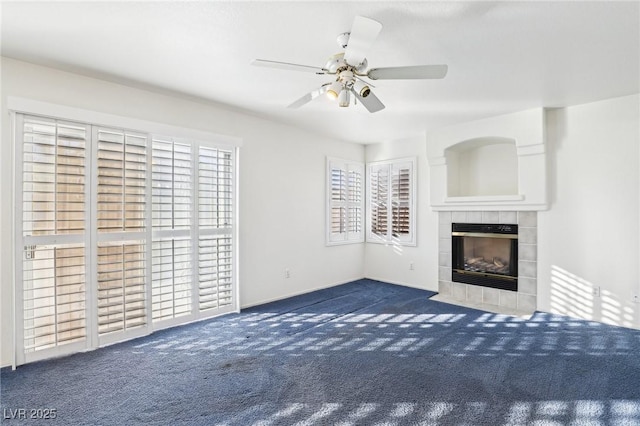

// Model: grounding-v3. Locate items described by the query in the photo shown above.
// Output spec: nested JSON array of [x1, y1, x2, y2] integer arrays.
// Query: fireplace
[[451, 223, 518, 292]]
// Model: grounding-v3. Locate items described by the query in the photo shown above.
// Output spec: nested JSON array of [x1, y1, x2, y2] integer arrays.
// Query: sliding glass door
[[14, 112, 237, 365]]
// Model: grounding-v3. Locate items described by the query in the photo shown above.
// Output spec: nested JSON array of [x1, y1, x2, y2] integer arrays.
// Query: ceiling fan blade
[[251, 59, 328, 74], [344, 16, 382, 68], [351, 89, 385, 113], [288, 85, 330, 109], [367, 64, 448, 80]]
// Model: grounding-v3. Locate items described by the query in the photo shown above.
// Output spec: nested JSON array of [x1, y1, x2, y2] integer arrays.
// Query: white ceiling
[[2, 1, 639, 144]]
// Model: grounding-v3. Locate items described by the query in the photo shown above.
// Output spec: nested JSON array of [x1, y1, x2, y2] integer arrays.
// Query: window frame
[[326, 157, 365, 246], [366, 157, 417, 246]]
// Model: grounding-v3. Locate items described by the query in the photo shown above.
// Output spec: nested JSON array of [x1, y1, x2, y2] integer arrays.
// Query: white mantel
[[427, 108, 548, 211]]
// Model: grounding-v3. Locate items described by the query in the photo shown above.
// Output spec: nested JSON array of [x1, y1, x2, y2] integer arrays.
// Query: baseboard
[[240, 276, 366, 309], [363, 276, 437, 293]]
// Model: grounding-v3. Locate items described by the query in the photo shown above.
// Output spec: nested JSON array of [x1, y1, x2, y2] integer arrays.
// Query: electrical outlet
[[592, 286, 600, 297], [633, 294, 640, 304], [284, 268, 290, 279], [409, 262, 414, 271]]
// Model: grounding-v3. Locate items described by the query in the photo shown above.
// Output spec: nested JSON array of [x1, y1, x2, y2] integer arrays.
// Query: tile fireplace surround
[[437, 210, 538, 315]]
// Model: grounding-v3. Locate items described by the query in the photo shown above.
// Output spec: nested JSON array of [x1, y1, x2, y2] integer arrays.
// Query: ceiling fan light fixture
[[353, 80, 370, 97], [338, 88, 350, 107], [337, 32, 350, 49], [327, 81, 342, 100], [252, 16, 447, 113]]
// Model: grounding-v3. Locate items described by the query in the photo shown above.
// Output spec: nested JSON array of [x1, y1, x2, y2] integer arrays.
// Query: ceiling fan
[[251, 16, 448, 113]]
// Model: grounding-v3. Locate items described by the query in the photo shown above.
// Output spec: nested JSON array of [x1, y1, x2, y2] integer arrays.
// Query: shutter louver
[[173, 143, 192, 230], [97, 131, 124, 231], [124, 136, 147, 232], [392, 167, 411, 237], [56, 125, 86, 234], [198, 236, 233, 311], [348, 207, 361, 233], [97, 241, 146, 335], [97, 130, 146, 232], [22, 244, 86, 353], [331, 168, 346, 234], [152, 139, 192, 230], [151, 237, 192, 321], [198, 147, 233, 228], [217, 150, 233, 228], [370, 166, 389, 237], [151, 139, 173, 230], [331, 207, 346, 234], [348, 170, 362, 234], [23, 118, 86, 236]]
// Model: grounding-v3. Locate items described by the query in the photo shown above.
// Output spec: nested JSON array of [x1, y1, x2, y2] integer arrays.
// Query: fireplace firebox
[[451, 223, 518, 292]]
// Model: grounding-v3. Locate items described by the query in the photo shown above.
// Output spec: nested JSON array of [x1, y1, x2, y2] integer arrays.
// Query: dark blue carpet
[[2, 279, 640, 425]]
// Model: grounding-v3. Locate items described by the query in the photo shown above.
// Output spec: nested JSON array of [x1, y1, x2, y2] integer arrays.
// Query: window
[[367, 157, 416, 246], [326, 158, 364, 245], [14, 111, 238, 365]]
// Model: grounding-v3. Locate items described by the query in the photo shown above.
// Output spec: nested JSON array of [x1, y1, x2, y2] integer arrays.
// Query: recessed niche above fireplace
[[427, 108, 548, 211]]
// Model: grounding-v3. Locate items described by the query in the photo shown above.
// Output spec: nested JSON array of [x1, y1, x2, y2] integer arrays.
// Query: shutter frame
[[326, 157, 365, 245], [366, 157, 416, 246], [17, 114, 91, 364]]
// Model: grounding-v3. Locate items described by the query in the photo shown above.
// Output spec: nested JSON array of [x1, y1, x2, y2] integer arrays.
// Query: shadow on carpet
[[2, 279, 640, 425]]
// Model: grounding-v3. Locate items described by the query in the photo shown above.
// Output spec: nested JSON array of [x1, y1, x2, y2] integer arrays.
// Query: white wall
[[0, 58, 366, 366], [364, 136, 439, 291], [538, 94, 640, 329]]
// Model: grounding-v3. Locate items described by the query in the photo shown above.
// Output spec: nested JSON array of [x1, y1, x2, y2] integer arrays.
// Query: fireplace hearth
[[451, 223, 518, 292]]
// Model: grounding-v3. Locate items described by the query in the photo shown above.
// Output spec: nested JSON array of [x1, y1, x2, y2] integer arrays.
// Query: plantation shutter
[[330, 167, 347, 238], [95, 127, 149, 342], [22, 244, 87, 354], [96, 129, 147, 233], [392, 162, 412, 238], [326, 158, 364, 244], [96, 240, 147, 335], [198, 147, 234, 311], [367, 158, 416, 246], [347, 168, 363, 235], [368, 163, 389, 240], [22, 117, 87, 237], [18, 115, 89, 363], [151, 237, 192, 321], [151, 138, 193, 322], [14, 108, 238, 366]]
